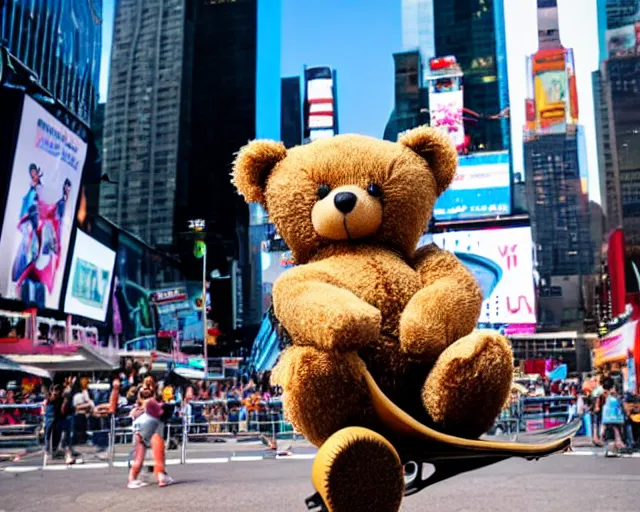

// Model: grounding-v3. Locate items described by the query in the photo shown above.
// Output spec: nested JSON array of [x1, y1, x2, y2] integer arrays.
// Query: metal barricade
[[0, 403, 44, 459]]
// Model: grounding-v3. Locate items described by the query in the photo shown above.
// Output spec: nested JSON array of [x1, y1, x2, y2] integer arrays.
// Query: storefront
[[592, 320, 640, 394]]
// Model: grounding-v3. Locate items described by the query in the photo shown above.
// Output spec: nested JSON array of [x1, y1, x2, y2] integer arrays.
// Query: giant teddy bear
[[232, 126, 514, 512]]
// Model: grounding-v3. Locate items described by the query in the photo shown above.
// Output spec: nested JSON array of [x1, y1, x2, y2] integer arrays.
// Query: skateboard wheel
[[311, 427, 404, 512]]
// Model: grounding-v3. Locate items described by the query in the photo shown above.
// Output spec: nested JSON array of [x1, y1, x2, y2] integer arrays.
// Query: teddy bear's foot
[[422, 330, 513, 439], [311, 427, 404, 512]]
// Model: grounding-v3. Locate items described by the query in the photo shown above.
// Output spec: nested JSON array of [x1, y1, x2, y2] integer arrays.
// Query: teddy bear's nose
[[334, 192, 358, 214], [333, 192, 358, 215]]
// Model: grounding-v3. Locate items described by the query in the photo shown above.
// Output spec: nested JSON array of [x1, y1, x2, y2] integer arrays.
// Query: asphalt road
[[0, 453, 639, 512]]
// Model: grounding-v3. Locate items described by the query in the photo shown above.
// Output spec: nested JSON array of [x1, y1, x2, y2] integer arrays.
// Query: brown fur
[[232, 126, 514, 448]]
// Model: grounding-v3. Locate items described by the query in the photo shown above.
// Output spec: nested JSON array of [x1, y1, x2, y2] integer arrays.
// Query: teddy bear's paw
[[312, 427, 404, 512], [322, 301, 382, 352], [421, 330, 514, 439]]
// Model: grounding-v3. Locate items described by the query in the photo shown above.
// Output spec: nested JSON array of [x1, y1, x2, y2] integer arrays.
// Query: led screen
[[0, 95, 87, 309], [419, 226, 536, 325], [64, 229, 116, 322], [433, 151, 511, 221]]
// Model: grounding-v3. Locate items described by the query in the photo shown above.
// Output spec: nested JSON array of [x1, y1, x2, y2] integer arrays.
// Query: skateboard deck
[[305, 369, 579, 510]]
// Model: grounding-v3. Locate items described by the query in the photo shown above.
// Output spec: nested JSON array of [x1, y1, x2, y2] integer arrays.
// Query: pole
[[203, 246, 208, 382]]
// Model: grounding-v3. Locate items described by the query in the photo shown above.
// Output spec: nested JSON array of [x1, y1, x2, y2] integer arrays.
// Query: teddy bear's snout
[[334, 192, 358, 214]]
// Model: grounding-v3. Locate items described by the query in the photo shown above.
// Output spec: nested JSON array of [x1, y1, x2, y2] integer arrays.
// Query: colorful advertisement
[[419, 227, 537, 325], [606, 23, 640, 56], [534, 68, 568, 132], [593, 320, 638, 367], [429, 89, 465, 148], [0, 95, 87, 309], [603, 0, 640, 57], [433, 151, 511, 221], [64, 229, 116, 322]]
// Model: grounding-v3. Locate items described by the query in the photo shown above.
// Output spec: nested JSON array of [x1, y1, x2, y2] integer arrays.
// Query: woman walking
[[128, 376, 174, 489]]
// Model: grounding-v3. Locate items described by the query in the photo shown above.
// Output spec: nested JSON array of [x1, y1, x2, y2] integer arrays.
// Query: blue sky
[[99, 0, 401, 138]]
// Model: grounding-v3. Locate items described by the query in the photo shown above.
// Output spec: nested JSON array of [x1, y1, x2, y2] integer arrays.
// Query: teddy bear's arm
[[398, 243, 483, 362], [272, 266, 382, 352]]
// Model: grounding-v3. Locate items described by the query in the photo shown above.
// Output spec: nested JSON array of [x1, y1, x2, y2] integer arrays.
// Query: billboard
[[602, 0, 640, 58], [64, 229, 116, 322], [0, 95, 87, 309], [419, 226, 537, 325], [304, 66, 337, 142], [433, 151, 511, 221], [429, 89, 465, 149]]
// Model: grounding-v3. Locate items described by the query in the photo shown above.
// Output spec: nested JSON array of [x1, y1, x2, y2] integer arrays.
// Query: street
[[0, 452, 639, 512]]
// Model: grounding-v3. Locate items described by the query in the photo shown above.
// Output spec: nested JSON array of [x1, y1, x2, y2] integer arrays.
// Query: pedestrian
[[127, 377, 174, 489]]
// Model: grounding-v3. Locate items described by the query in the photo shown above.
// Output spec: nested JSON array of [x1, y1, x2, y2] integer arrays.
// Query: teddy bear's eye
[[317, 184, 331, 199], [367, 183, 383, 198]]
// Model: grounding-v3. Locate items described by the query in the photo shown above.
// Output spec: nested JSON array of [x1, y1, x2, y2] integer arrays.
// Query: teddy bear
[[232, 126, 514, 512]]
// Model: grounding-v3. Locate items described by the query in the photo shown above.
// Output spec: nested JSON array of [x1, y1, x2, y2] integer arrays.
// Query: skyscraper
[[281, 77, 302, 149], [100, 0, 185, 246], [593, 0, 640, 245], [0, 0, 102, 124], [432, 0, 510, 152], [400, 0, 510, 151], [401, 0, 435, 80], [524, 0, 594, 281], [102, 0, 281, 333]]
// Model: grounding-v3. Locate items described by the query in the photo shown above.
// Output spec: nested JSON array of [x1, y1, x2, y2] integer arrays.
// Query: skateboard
[[305, 368, 580, 511]]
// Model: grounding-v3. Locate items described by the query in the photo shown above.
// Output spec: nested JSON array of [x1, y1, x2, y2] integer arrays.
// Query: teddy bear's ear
[[232, 139, 288, 204], [399, 126, 458, 196]]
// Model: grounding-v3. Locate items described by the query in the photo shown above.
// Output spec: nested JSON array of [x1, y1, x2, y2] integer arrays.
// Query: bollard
[[180, 414, 187, 464]]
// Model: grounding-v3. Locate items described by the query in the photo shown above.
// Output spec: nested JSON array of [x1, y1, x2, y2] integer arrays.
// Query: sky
[[98, 0, 401, 139]]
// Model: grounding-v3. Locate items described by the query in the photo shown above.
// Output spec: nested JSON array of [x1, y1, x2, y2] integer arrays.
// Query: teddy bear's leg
[[312, 426, 404, 512], [271, 345, 374, 447], [421, 330, 513, 439]]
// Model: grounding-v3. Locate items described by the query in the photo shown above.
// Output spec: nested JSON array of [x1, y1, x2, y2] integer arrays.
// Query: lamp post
[[189, 219, 208, 381]]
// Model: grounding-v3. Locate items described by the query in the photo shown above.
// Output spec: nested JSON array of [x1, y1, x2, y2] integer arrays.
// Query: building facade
[[432, 0, 509, 152], [102, 0, 281, 338], [280, 77, 302, 149], [0, 0, 102, 124], [399, 0, 509, 151], [594, 62, 640, 245]]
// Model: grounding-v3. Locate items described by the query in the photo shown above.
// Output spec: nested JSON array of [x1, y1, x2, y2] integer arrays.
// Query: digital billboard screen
[[429, 89, 465, 149], [64, 229, 116, 322], [0, 95, 87, 309], [419, 226, 536, 326], [433, 151, 511, 221]]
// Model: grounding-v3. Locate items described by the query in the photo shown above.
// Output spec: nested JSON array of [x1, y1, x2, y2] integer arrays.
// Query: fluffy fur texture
[[232, 125, 513, 450]]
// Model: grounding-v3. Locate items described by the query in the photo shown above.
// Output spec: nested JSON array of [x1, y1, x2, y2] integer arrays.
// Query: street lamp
[[189, 219, 208, 381]]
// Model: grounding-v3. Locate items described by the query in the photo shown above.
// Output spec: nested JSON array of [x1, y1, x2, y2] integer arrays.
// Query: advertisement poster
[[419, 227, 537, 325], [64, 230, 116, 322], [604, 0, 640, 58], [593, 320, 638, 367], [433, 151, 511, 221], [0, 95, 87, 309], [429, 90, 465, 148], [534, 69, 568, 134]]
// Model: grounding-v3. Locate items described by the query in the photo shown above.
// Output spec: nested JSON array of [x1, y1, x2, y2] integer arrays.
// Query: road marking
[[276, 453, 316, 460], [3, 466, 39, 473], [186, 457, 229, 464], [230, 456, 263, 462]]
